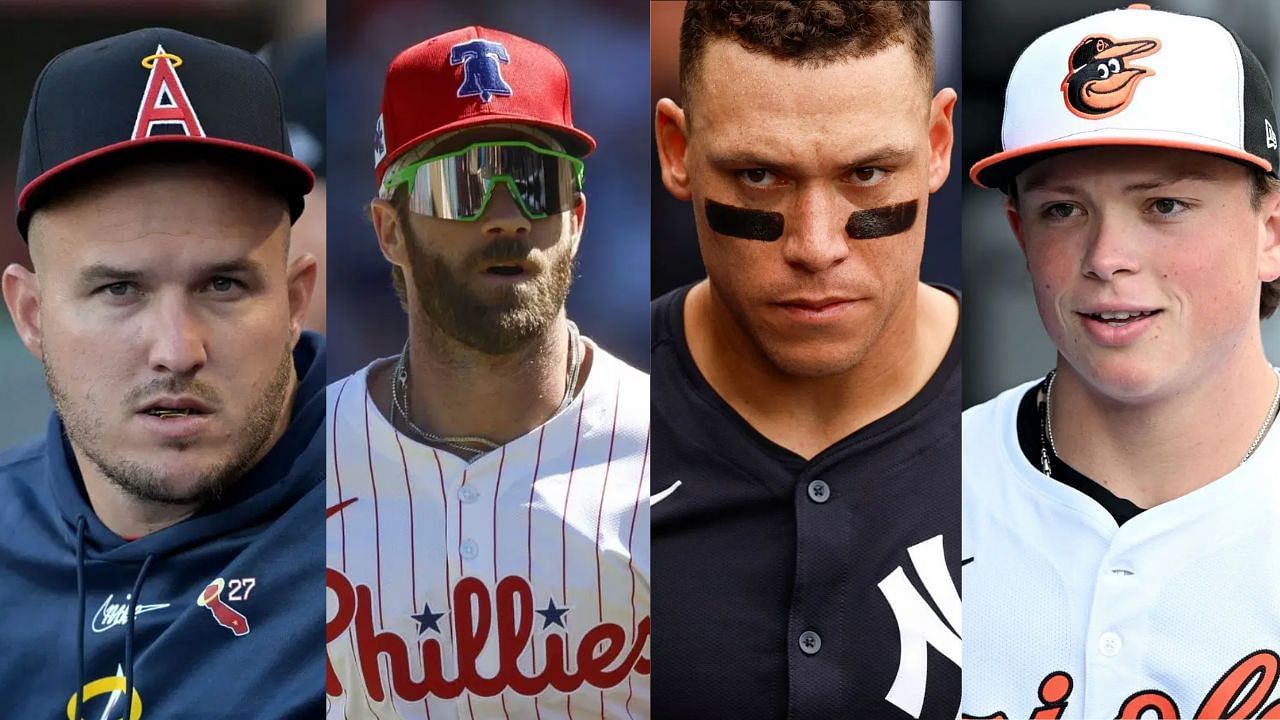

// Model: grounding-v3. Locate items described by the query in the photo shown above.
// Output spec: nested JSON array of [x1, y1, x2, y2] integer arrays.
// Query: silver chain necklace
[[1040, 366, 1280, 477], [391, 321, 583, 456]]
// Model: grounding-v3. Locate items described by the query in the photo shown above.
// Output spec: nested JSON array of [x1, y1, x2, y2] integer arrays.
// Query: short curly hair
[[679, 0, 934, 113]]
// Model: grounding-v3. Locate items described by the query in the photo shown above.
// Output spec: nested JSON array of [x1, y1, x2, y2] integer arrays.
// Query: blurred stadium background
[[326, 0, 650, 381], [962, 0, 1280, 407], [0, 0, 323, 450]]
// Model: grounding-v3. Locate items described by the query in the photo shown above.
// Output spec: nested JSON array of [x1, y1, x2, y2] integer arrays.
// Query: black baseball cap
[[16, 27, 315, 239]]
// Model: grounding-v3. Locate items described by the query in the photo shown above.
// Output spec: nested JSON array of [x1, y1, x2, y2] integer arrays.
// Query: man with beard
[[0, 29, 323, 717], [650, 2, 961, 718], [324, 27, 650, 718]]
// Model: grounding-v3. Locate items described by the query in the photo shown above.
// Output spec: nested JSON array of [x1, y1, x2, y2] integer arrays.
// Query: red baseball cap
[[374, 26, 597, 185]]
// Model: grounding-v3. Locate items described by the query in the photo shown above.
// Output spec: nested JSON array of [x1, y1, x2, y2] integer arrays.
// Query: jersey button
[[798, 630, 822, 655], [1098, 631, 1122, 657], [460, 539, 479, 560], [458, 486, 480, 504], [806, 479, 831, 504]]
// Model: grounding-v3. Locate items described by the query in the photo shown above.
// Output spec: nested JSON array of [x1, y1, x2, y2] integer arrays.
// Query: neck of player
[[686, 280, 957, 460], [1050, 342, 1278, 507], [392, 313, 588, 452]]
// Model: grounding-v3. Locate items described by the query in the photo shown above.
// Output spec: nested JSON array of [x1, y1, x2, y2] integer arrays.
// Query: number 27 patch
[[196, 577, 256, 637]]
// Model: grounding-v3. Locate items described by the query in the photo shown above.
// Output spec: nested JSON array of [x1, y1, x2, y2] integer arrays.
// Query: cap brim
[[17, 135, 315, 237], [970, 136, 1274, 190], [375, 114, 597, 185]]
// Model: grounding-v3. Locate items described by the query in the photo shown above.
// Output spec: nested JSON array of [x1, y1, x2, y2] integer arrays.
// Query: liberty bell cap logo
[[449, 38, 513, 102]]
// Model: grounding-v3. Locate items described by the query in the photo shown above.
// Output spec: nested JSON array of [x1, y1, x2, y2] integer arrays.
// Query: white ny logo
[[876, 534, 961, 718]]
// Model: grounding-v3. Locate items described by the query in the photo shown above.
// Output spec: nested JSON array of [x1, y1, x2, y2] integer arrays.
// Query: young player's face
[[11, 161, 311, 505], [663, 40, 953, 378], [389, 128, 583, 355], [1010, 147, 1275, 399]]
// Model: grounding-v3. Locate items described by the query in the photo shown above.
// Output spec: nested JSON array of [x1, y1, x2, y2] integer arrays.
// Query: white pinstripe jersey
[[325, 341, 651, 719]]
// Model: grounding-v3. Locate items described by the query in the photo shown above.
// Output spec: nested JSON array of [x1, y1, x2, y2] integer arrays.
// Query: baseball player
[[325, 27, 650, 718], [0, 28, 323, 717], [651, 2, 961, 718], [964, 4, 1280, 718]]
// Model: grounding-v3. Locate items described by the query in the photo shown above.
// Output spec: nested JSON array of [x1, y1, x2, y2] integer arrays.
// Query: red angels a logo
[[1061, 34, 1161, 119], [325, 570, 651, 702], [132, 44, 205, 140]]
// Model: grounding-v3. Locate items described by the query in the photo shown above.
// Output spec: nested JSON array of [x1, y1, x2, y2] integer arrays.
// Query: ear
[[1005, 194, 1029, 256], [371, 198, 410, 270], [655, 98, 692, 201], [2, 263, 44, 361], [1258, 186, 1280, 283], [927, 88, 957, 194], [569, 191, 587, 258], [285, 245, 318, 345]]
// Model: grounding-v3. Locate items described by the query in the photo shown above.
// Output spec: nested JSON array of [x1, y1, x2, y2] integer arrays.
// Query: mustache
[[470, 236, 544, 268], [125, 377, 222, 409]]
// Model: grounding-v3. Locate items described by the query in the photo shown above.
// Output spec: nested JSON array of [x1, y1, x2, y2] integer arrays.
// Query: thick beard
[[401, 211, 574, 355], [47, 344, 295, 506]]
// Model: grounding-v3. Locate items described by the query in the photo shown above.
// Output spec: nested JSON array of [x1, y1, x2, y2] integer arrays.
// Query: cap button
[[1127, 3, 1151, 9]]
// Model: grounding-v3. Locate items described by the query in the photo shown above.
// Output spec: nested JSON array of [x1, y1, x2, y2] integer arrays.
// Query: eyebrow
[[707, 144, 915, 172], [1020, 171, 1225, 196], [78, 258, 266, 285]]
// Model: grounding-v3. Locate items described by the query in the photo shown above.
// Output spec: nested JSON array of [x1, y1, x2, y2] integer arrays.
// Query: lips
[[772, 296, 859, 323], [137, 396, 214, 418], [1076, 307, 1163, 347]]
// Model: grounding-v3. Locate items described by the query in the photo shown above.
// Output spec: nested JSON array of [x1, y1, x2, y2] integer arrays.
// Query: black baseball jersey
[[650, 284, 961, 719]]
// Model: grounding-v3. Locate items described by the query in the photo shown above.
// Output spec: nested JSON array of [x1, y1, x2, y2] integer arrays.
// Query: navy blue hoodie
[[0, 332, 325, 718]]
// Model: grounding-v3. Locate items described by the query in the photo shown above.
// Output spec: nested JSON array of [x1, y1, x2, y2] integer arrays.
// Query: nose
[[1081, 209, 1142, 281], [479, 182, 533, 236], [780, 186, 849, 273], [146, 293, 207, 376]]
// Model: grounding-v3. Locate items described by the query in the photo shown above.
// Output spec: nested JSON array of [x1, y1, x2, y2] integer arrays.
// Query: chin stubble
[[47, 343, 295, 506], [401, 213, 575, 355]]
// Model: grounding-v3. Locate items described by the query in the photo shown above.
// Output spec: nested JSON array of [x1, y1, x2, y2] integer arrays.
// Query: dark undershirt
[[1014, 381, 1147, 526]]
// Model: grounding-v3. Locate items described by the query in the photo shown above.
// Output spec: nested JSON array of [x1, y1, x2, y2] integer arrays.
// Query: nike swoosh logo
[[327, 497, 359, 518], [962, 557, 974, 566], [650, 481, 682, 506]]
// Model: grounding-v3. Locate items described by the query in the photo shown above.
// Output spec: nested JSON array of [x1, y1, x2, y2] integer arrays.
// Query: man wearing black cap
[[0, 28, 324, 717], [964, 4, 1280, 717]]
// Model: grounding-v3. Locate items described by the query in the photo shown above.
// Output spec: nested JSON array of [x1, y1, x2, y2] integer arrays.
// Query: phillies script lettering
[[326, 571, 651, 701], [964, 650, 1280, 719]]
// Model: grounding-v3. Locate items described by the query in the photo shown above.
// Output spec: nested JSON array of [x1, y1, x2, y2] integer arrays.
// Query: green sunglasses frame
[[381, 140, 586, 221]]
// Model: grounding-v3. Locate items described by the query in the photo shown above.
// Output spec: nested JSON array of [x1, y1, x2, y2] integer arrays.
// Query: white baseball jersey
[[326, 341, 651, 719], [962, 378, 1280, 720]]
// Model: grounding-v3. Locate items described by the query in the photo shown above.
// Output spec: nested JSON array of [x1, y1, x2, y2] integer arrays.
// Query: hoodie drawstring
[[73, 518, 155, 720], [75, 516, 87, 720], [123, 554, 154, 720]]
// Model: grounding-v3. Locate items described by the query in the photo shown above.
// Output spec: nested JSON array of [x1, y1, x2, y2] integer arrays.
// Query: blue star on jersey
[[411, 601, 446, 635], [449, 39, 513, 102], [536, 598, 569, 629]]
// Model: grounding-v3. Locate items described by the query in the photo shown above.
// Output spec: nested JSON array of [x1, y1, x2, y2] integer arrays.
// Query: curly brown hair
[[678, 0, 934, 114]]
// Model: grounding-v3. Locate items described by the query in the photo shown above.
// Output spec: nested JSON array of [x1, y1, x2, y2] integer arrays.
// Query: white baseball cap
[[971, 3, 1280, 189]]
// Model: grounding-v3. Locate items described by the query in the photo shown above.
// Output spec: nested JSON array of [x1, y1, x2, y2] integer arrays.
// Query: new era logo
[[1267, 118, 1277, 150]]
